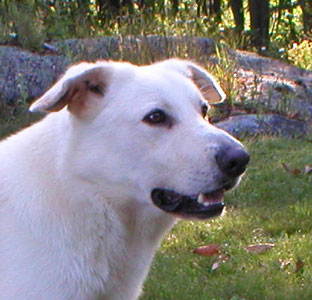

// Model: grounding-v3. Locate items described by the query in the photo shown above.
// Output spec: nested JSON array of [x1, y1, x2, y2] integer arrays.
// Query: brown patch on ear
[[30, 64, 109, 115], [43, 81, 94, 113], [66, 76, 106, 117], [66, 82, 89, 116]]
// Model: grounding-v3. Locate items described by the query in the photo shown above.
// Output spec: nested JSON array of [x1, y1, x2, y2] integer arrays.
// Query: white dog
[[0, 59, 249, 300]]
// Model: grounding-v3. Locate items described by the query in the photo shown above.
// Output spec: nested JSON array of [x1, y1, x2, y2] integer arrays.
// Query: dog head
[[30, 59, 249, 220]]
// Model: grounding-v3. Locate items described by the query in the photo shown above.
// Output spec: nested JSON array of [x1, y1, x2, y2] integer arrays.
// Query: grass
[[141, 137, 312, 300], [0, 101, 43, 140]]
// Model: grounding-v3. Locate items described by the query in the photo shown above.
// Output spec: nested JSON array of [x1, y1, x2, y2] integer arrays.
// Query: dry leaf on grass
[[292, 169, 302, 176], [281, 163, 302, 176], [193, 245, 220, 257], [294, 259, 304, 273], [245, 243, 275, 254], [193, 245, 230, 271]]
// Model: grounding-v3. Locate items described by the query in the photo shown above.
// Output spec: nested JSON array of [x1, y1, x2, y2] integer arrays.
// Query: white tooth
[[203, 201, 210, 207], [197, 194, 204, 204]]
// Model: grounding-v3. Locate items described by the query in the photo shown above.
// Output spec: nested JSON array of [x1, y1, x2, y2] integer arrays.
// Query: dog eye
[[143, 109, 167, 125], [201, 103, 208, 118]]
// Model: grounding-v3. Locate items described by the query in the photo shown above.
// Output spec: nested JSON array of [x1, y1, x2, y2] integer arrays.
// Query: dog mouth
[[151, 188, 225, 219]]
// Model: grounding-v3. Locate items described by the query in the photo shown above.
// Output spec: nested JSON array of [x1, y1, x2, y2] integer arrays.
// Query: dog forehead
[[133, 66, 202, 106]]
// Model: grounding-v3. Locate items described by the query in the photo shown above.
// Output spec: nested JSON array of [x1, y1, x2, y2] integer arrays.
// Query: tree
[[97, 0, 122, 18], [248, 0, 270, 48], [300, 0, 312, 35], [210, 0, 222, 22], [229, 0, 244, 33]]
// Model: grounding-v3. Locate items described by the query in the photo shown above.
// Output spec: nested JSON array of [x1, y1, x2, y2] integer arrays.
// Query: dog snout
[[215, 146, 250, 178]]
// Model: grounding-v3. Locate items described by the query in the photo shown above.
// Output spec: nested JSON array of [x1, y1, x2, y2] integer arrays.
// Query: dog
[[0, 59, 249, 300]]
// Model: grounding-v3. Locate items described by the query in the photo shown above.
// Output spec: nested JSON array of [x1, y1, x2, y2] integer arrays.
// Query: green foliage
[[0, 1, 45, 50], [210, 43, 239, 105], [288, 40, 312, 71], [0, 0, 310, 60], [0, 100, 42, 140]]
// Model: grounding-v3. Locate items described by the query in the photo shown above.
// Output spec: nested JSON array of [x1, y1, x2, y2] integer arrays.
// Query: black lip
[[151, 188, 224, 219]]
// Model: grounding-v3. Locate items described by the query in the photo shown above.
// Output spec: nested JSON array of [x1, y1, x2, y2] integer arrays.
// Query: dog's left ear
[[156, 59, 226, 104], [30, 62, 112, 119], [187, 63, 226, 104]]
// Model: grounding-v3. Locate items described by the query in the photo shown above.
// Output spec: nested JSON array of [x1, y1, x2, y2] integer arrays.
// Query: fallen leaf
[[193, 245, 220, 257], [304, 164, 312, 174], [294, 259, 304, 273], [211, 261, 220, 271], [282, 163, 302, 176], [291, 168, 302, 176], [245, 243, 275, 254]]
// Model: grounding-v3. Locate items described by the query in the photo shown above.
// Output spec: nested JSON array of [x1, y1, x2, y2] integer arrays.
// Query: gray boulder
[[215, 114, 309, 137], [0, 46, 68, 104], [231, 51, 312, 122]]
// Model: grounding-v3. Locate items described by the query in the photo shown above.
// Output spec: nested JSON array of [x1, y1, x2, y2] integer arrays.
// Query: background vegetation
[[0, 0, 312, 64]]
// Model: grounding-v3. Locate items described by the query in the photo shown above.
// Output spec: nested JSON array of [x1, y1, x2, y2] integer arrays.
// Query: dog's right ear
[[30, 62, 113, 119], [154, 59, 226, 104]]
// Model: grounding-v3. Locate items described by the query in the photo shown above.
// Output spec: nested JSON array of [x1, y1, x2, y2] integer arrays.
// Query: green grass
[[0, 101, 43, 140], [141, 137, 312, 300]]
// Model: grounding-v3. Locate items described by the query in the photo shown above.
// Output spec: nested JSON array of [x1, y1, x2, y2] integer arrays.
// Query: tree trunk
[[97, 0, 121, 18], [122, 0, 134, 14], [213, 0, 221, 22], [209, 0, 221, 22], [229, 0, 244, 33], [248, 0, 269, 48], [300, 0, 312, 34]]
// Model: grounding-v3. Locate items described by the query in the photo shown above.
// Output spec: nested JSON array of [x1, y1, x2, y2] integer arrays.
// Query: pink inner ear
[[188, 65, 225, 103], [53, 71, 107, 115], [66, 77, 106, 118]]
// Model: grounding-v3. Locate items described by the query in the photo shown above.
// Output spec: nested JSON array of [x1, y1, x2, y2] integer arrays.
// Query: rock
[[0, 46, 68, 104], [231, 50, 312, 122], [234, 50, 312, 78], [215, 114, 309, 137]]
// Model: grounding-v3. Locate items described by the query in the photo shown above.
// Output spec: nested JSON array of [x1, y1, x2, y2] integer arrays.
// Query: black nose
[[215, 146, 250, 178]]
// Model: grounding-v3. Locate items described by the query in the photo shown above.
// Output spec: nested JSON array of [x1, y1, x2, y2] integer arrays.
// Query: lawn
[[141, 137, 312, 300]]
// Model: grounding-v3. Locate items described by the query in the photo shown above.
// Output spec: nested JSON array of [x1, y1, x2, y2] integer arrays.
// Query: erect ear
[[155, 59, 226, 104], [29, 62, 112, 118]]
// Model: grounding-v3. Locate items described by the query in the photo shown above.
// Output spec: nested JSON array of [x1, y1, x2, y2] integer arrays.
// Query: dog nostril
[[215, 146, 250, 178]]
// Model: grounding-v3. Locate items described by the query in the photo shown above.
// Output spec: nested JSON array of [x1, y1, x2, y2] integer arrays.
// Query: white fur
[[0, 59, 242, 300]]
